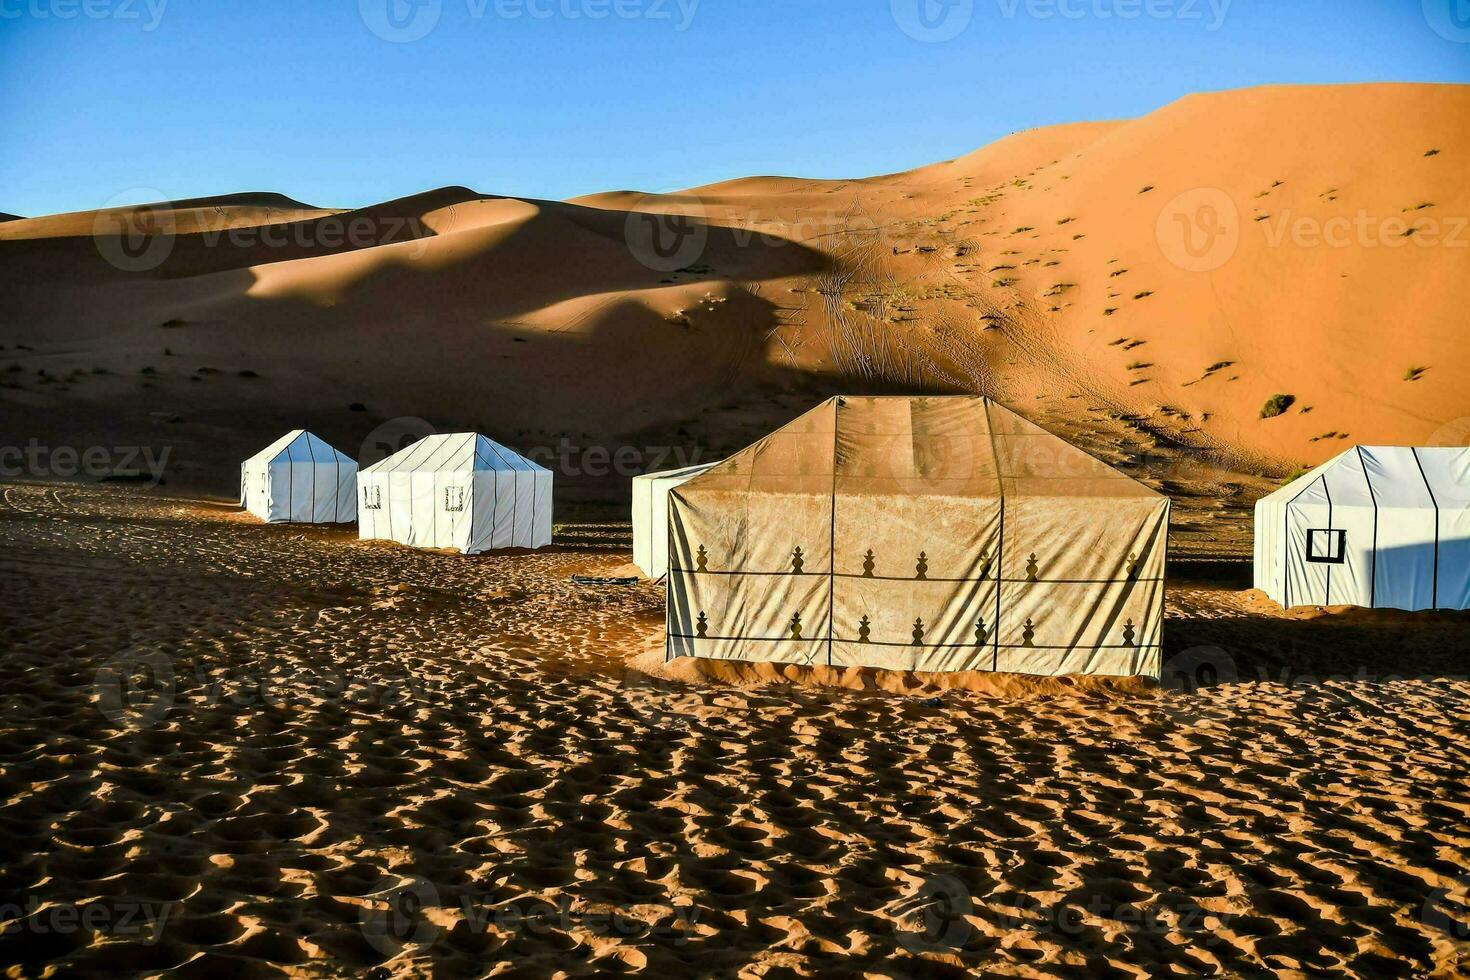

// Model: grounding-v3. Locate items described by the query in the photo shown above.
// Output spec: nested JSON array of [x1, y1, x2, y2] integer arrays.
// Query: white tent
[[1255, 445, 1470, 610], [666, 396, 1169, 678], [239, 430, 356, 524], [357, 432, 552, 554], [632, 462, 717, 578]]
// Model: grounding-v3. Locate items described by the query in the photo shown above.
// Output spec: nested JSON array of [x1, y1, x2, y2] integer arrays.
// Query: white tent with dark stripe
[[632, 462, 717, 578], [357, 432, 552, 554], [1254, 446, 1470, 611], [240, 430, 356, 524]]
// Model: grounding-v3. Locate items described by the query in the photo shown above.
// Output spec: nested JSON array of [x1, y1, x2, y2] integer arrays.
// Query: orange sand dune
[[0, 83, 1466, 510]]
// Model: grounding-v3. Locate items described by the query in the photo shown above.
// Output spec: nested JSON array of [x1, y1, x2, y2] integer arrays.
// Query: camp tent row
[[240, 430, 551, 553], [1254, 445, 1470, 611]]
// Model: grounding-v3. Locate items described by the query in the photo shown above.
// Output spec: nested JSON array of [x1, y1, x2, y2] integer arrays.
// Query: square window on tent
[[364, 486, 382, 511], [1307, 528, 1346, 564], [445, 486, 465, 512]]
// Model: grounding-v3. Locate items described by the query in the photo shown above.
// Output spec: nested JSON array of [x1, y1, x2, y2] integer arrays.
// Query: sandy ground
[[1, 480, 1467, 978]]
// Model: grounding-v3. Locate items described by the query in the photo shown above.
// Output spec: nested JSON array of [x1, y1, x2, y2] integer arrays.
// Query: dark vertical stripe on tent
[[305, 434, 318, 523], [1411, 447, 1441, 609], [285, 440, 294, 525], [1321, 476, 1334, 606], [827, 398, 840, 666], [984, 399, 1004, 672], [1355, 447, 1380, 608]]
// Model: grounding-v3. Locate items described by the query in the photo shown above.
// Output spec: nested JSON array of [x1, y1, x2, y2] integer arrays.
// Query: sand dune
[[1, 482, 1466, 977], [0, 82, 1466, 511]]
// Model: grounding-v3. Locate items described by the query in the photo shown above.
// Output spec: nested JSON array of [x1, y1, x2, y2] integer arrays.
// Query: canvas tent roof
[[361, 432, 549, 475], [666, 396, 1169, 678], [244, 429, 353, 468]]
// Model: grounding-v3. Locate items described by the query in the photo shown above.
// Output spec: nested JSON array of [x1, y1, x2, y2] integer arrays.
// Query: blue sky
[[1, 0, 1466, 216]]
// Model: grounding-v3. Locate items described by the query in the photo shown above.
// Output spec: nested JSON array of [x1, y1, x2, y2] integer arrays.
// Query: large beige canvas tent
[[665, 396, 1168, 678], [239, 430, 356, 524], [357, 433, 552, 554], [1254, 445, 1470, 610], [632, 462, 717, 578]]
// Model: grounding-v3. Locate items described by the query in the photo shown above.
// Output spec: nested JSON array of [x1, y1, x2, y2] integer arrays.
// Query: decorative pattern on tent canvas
[[665, 396, 1169, 679]]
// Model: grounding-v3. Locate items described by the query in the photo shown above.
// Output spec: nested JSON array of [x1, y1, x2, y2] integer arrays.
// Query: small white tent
[[632, 462, 717, 578], [357, 432, 552, 554], [1255, 446, 1470, 610], [240, 430, 357, 524]]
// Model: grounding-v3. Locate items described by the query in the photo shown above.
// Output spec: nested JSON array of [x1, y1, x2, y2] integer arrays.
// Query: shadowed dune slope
[[0, 83, 1466, 500]]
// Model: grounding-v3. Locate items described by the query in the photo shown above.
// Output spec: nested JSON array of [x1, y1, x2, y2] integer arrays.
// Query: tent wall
[[632, 464, 715, 578], [667, 396, 1167, 679], [357, 433, 551, 554], [240, 432, 357, 524], [1254, 445, 1470, 611]]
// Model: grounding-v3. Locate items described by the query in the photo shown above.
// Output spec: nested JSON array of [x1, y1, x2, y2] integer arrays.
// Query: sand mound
[[627, 648, 1157, 700]]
